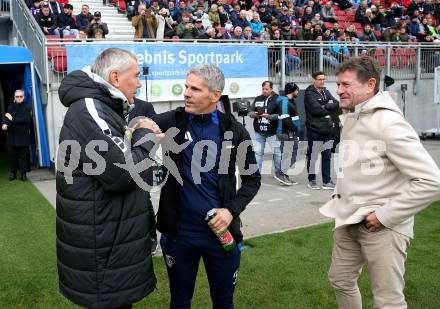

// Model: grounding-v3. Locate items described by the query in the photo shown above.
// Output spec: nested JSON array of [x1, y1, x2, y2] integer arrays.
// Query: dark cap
[[64, 3, 73, 10], [284, 82, 299, 95], [282, 21, 290, 27], [94, 11, 101, 17]]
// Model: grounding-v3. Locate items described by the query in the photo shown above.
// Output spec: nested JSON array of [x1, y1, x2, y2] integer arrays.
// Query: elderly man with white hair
[[56, 48, 162, 309]]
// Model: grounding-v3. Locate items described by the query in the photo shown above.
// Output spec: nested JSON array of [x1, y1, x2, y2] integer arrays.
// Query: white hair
[[14, 89, 25, 96], [91, 48, 137, 82]]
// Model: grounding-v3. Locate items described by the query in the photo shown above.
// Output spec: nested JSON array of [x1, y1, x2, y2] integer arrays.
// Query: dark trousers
[[306, 129, 333, 184], [161, 234, 241, 309], [89, 305, 132, 309], [8, 146, 29, 176]]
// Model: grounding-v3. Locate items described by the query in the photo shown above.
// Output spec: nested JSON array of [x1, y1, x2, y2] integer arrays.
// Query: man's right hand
[[135, 118, 164, 138], [1, 124, 7, 131]]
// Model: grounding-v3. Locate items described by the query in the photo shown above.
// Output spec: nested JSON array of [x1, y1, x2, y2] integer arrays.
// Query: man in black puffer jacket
[[304, 71, 339, 191], [56, 48, 160, 309]]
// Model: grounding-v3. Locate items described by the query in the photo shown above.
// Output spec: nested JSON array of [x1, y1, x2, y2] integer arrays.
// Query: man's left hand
[[365, 212, 384, 232], [207, 208, 233, 234], [5, 113, 12, 121]]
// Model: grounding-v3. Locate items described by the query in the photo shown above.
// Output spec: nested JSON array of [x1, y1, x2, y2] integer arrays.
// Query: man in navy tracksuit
[[153, 64, 261, 309]]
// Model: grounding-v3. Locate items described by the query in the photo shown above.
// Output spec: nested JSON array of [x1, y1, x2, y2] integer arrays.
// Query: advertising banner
[[66, 43, 268, 102]]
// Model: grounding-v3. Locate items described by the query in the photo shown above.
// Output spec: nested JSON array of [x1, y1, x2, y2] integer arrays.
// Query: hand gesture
[[207, 208, 233, 233], [1, 124, 7, 131], [5, 113, 12, 121]]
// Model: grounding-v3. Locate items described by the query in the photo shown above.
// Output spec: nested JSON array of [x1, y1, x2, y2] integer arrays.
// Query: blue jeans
[[54, 28, 79, 37], [306, 129, 333, 183], [161, 235, 241, 309], [286, 55, 301, 75], [253, 132, 281, 175]]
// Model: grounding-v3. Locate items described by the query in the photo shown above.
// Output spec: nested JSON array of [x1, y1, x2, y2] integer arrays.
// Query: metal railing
[[11, 0, 48, 86], [0, 0, 10, 13]]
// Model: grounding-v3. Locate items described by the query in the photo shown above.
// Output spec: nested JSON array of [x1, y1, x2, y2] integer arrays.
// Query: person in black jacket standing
[[152, 64, 261, 309], [304, 71, 339, 190], [56, 48, 161, 309], [2, 89, 31, 181]]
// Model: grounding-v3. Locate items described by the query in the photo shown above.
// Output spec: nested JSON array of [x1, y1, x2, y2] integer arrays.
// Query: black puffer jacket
[[304, 84, 339, 135], [56, 69, 156, 309]]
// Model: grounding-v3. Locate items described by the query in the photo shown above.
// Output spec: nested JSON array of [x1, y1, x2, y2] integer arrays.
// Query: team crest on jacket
[[165, 254, 175, 268]]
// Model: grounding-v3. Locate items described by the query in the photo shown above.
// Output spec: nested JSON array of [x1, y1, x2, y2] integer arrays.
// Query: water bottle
[[206, 209, 236, 251]]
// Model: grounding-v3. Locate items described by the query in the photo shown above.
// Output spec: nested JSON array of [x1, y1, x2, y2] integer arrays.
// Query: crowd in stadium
[[24, 0, 440, 42]]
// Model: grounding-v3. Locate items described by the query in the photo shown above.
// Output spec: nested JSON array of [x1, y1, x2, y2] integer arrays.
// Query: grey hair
[[14, 89, 25, 96], [91, 48, 138, 82], [188, 64, 225, 93]]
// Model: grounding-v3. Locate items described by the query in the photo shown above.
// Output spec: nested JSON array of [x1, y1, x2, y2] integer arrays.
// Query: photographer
[[249, 81, 290, 185], [155, 8, 176, 39], [86, 11, 109, 39], [132, 5, 158, 39], [176, 12, 200, 39]]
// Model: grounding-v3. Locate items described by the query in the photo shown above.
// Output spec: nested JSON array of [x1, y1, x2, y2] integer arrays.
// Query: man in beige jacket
[[320, 56, 440, 309]]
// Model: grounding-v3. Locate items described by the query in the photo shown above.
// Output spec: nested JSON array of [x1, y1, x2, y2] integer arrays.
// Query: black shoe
[[8, 173, 16, 181], [21, 173, 27, 181]]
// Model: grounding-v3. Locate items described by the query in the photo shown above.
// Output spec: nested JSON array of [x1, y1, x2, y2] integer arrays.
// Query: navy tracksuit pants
[[161, 234, 241, 309]]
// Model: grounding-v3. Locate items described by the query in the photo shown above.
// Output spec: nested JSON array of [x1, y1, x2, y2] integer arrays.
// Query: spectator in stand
[[355, 1, 367, 23], [218, 5, 229, 26], [389, 2, 403, 20], [31, 0, 41, 16], [362, 8, 375, 26], [149, 0, 161, 14], [359, 24, 377, 41], [76, 5, 94, 32], [312, 0, 323, 15], [250, 12, 264, 37], [312, 23, 324, 40], [311, 12, 325, 27], [233, 10, 250, 28], [156, 8, 176, 39], [298, 21, 314, 40], [245, 5, 258, 22], [267, 21, 280, 37], [332, 22, 342, 37], [427, 16, 440, 38], [392, 26, 410, 41], [230, 4, 241, 24], [212, 22, 225, 39], [410, 16, 425, 39], [94, 28, 105, 40], [344, 23, 358, 39], [54, 4, 79, 37], [422, 0, 435, 14], [258, 5, 273, 25], [302, 6, 315, 26], [176, 12, 200, 39], [280, 21, 294, 40], [133, 5, 158, 39], [231, 26, 244, 39], [208, 4, 220, 25], [243, 26, 254, 39], [321, 1, 338, 22], [435, 0, 440, 21], [36, 4, 57, 35], [278, 7, 291, 25], [381, 25, 398, 41], [267, 0, 280, 17], [371, 6, 387, 31], [194, 18, 206, 34], [48, 0, 63, 15], [168, 1, 179, 22], [222, 22, 234, 39], [87, 11, 109, 39], [197, 26, 216, 39]]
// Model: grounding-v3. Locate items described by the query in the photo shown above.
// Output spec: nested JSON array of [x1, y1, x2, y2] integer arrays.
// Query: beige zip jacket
[[320, 91, 440, 238]]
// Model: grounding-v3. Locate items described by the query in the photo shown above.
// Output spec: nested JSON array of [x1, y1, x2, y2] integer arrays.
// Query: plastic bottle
[[206, 209, 236, 251]]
